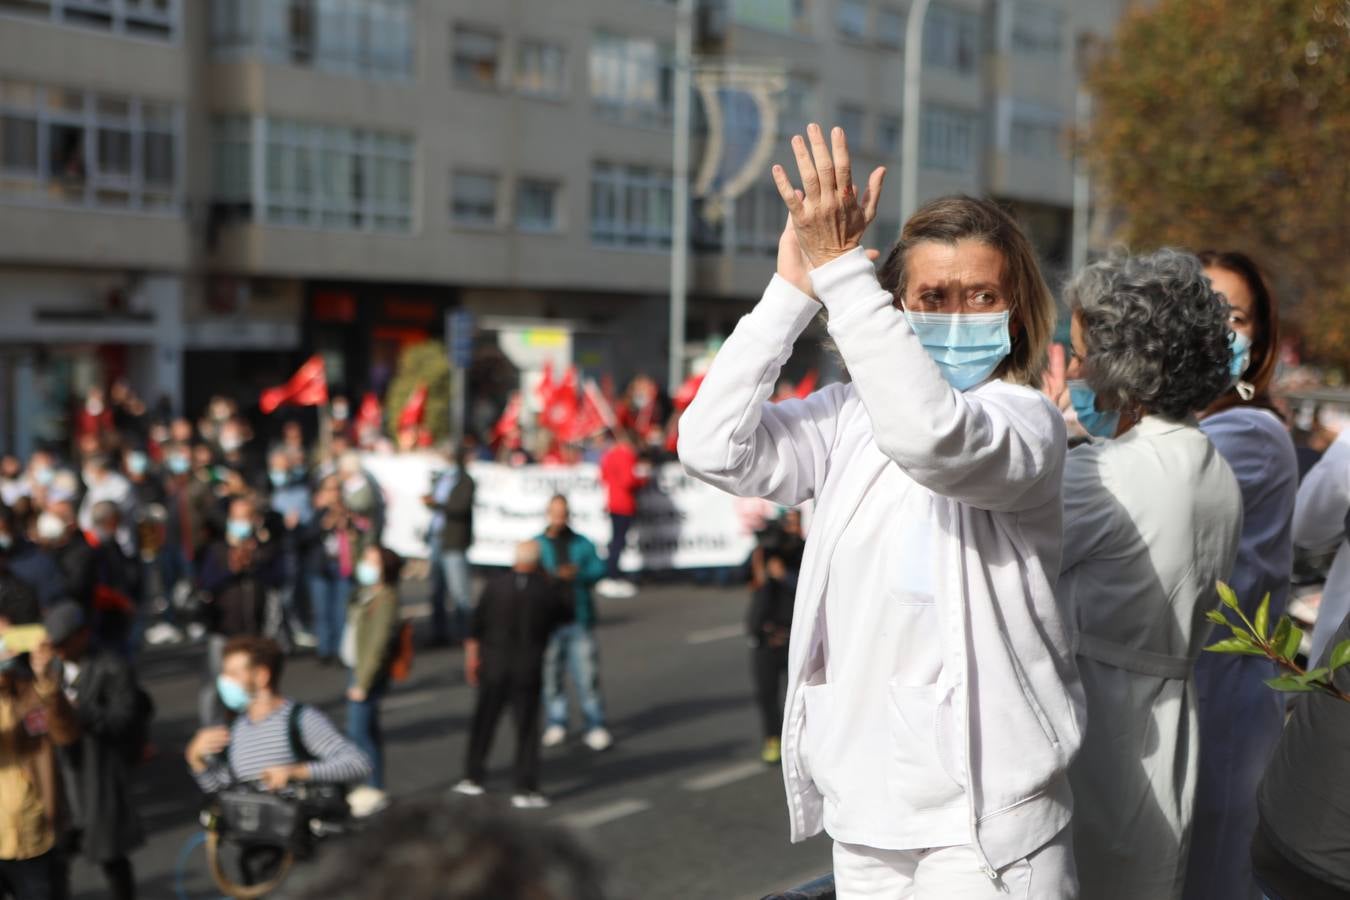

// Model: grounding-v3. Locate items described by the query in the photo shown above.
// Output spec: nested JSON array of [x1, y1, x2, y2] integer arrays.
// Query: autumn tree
[[1085, 0, 1350, 363], [384, 341, 452, 444]]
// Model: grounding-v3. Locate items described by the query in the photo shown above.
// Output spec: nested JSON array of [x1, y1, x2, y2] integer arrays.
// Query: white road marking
[[681, 760, 767, 792], [685, 624, 745, 645], [557, 798, 652, 830], [382, 689, 441, 712]]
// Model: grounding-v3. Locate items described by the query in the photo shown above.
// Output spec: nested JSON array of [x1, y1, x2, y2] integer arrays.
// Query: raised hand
[[771, 124, 885, 269]]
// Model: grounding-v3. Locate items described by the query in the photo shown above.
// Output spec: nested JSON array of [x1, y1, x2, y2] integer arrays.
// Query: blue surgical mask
[[216, 675, 251, 712], [269, 470, 288, 488], [355, 562, 381, 587], [167, 455, 190, 475], [905, 311, 1012, 391], [1068, 379, 1121, 439], [1229, 331, 1252, 382], [34, 467, 53, 486], [127, 452, 148, 476], [226, 519, 253, 543]]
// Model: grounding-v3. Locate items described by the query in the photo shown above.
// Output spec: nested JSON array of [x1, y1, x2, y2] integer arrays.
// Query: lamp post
[[900, 0, 932, 224], [668, 0, 695, 393]]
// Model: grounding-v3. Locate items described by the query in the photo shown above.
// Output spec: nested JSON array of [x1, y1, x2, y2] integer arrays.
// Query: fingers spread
[[862, 166, 886, 223], [771, 165, 804, 215], [807, 124, 836, 195], [790, 136, 820, 201], [831, 126, 853, 195]]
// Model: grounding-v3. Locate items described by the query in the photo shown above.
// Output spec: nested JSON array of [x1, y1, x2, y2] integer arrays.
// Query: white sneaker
[[185, 623, 207, 642], [292, 630, 318, 649], [583, 727, 614, 752], [144, 622, 183, 646], [596, 578, 637, 599], [541, 724, 567, 748], [510, 793, 551, 810], [452, 779, 485, 797]]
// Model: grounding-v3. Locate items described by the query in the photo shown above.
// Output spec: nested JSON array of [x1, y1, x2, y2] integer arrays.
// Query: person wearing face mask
[[87, 502, 141, 655], [301, 478, 366, 668], [1179, 251, 1299, 900], [76, 455, 132, 539], [0, 506, 65, 612], [681, 125, 1080, 897], [186, 636, 371, 797], [0, 456, 29, 509], [341, 546, 401, 791], [197, 498, 280, 724], [1057, 250, 1243, 900]]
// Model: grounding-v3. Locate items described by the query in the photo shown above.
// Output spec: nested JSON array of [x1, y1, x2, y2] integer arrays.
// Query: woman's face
[[899, 240, 1013, 316], [1205, 266, 1255, 341]]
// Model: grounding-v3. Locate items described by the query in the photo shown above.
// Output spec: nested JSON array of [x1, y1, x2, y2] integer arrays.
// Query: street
[[70, 581, 832, 900]]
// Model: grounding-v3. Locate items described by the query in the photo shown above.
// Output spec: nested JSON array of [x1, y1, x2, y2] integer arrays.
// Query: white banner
[[361, 454, 762, 570]]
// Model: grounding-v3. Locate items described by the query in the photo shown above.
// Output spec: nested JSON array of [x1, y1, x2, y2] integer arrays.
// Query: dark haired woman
[[342, 545, 402, 791], [1182, 251, 1299, 900], [1058, 249, 1244, 899]]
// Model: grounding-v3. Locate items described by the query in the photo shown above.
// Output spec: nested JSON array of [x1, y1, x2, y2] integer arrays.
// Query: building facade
[[0, 0, 1123, 453]]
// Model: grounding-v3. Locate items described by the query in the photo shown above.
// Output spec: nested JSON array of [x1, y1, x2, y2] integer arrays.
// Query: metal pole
[[1070, 84, 1091, 273], [900, 0, 932, 224], [668, 0, 694, 393]]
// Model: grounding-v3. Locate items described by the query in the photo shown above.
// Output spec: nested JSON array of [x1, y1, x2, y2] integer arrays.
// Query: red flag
[[793, 370, 819, 399], [534, 362, 555, 408], [541, 366, 579, 436], [356, 392, 382, 429], [562, 379, 618, 443], [260, 355, 328, 414], [398, 383, 428, 429], [491, 392, 523, 444]]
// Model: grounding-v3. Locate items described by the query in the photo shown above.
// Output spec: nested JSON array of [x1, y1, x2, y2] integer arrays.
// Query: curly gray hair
[[1067, 248, 1233, 421]]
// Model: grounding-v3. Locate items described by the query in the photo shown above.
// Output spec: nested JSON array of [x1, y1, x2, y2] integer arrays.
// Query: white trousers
[[832, 828, 1077, 899]]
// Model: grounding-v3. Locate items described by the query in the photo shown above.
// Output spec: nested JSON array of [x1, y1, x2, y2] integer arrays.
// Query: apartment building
[[0, 0, 1122, 453]]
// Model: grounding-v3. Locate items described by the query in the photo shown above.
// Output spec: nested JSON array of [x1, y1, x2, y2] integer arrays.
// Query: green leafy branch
[[1205, 581, 1350, 703]]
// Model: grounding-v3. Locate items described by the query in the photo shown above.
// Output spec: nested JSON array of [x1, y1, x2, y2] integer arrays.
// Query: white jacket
[[679, 249, 1084, 873]]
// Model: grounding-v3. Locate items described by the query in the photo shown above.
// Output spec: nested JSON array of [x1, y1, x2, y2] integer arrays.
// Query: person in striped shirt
[[186, 636, 370, 793]]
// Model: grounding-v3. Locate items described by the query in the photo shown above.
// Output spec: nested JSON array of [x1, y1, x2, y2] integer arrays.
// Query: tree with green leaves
[[1207, 581, 1350, 702], [385, 342, 452, 444], [1085, 0, 1350, 364]]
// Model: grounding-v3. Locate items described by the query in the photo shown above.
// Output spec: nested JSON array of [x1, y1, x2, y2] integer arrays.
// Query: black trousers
[[1252, 820, 1350, 900], [465, 674, 544, 792], [752, 642, 789, 739]]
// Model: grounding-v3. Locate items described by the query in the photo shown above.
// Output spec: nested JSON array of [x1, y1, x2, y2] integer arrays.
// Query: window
[[779, 73, 818, 136], [211, 116, 413, 230], [837, 104, 865, 145], [729, 0, 813, 35], [516, 40, 567, 98], [921, 104, 978, 172], [877, 6, 905, 48], [450, 171, 499, 227], [211, 0, 412, 77], [1009, 102, 1063, 158], [835, 0, 867, 39], [590, 163, 671, 249], [0, 0, 177, 39], [924, 3, 980, 74], [589, 33, 675, 125], [1012, 1, 1062, 59], [0, 79, 181, 210], [453, 24, 502, 89], [516, 178, 560, 232], [878, 114, 901, 156], [731, 182, 785, 255]]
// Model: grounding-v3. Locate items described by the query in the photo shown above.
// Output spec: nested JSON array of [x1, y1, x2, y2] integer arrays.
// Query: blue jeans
[[346, 679, 386, 790], [308, 572, 351, 659], [430, 549, 472, 641], [543, 623, 606, 731]]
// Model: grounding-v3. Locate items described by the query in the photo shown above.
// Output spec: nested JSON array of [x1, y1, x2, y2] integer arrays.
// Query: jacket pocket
[[886, 681, 964, 811], [799, 683, 839, 803]]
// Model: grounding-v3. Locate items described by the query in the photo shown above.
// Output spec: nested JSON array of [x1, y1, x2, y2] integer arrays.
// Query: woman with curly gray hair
[[1058, 248, 1244, 900]]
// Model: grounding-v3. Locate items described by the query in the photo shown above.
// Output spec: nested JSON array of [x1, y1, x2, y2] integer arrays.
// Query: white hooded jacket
[[678, 249, 1085, 873]]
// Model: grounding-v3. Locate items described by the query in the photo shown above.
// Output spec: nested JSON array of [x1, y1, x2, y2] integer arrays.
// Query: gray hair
[[1067, 248, 1232, 421]]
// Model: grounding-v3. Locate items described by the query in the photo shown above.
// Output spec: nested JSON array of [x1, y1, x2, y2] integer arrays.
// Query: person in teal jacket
[[536, 494, 613, 752]]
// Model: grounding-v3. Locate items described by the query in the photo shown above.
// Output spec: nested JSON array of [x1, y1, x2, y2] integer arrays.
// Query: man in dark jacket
[[43, 601, 146, 900], [423, 447, 476, 646], [41, 505, 96, 611], [746, 509, 804, 766], [453, 541, 571, 809]]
